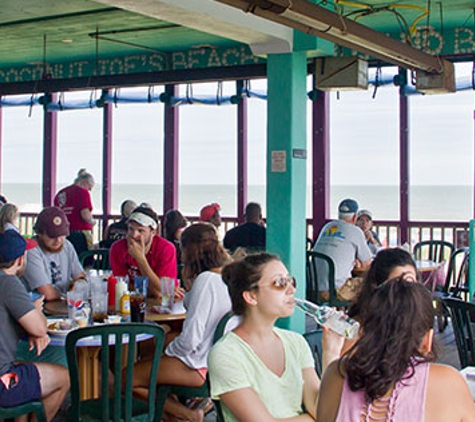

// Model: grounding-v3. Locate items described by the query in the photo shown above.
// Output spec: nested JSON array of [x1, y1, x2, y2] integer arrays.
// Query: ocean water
[[3, 183, 473, 222]]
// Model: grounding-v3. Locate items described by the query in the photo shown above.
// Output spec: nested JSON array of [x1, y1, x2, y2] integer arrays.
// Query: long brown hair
[[180, 223, 230, 283], [343, 277, 436, 401]]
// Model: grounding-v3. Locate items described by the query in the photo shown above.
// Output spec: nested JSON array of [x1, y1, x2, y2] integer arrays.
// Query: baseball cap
[[200, 203, 221, 222], [0, 230, 36, 263], [338, 198, 359, 214], [34, 207, 70, 238], [357, 209, 373, 220]]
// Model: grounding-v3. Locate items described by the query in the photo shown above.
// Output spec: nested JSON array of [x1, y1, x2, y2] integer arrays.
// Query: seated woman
[[132, 223, 232, 422], [317, 277, 475, 422], [209, 252, 344, 422]]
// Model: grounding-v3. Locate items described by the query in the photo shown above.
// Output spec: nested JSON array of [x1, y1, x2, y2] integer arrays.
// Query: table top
[[44, 297, 187, 323], [352, 258, 439, 277]]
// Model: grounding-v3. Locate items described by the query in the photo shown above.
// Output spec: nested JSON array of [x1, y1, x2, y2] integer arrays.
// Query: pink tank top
[[336, 362, 429, 422]]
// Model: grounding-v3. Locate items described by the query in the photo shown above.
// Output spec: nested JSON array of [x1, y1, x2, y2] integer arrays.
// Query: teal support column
[[469, 220, 475, 298], [267, 52, 307, 333]]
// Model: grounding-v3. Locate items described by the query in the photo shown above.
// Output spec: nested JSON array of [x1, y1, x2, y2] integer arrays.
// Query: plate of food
[[47, 318, 79, 336]]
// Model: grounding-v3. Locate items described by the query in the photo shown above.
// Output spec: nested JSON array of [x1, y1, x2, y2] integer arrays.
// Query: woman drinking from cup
[[132, 222, 232, 422]]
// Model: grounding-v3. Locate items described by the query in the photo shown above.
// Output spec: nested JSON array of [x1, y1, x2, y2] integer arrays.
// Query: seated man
[[100, 199, 137, 249], [199, 203, 221, 229], [223, 202, 266, 253], [356, 209, 382, 256], [313, 198, 372, 302], [0, 230, 69, 420], [110, 206, 177, 297], [22, 207, 86, 301]]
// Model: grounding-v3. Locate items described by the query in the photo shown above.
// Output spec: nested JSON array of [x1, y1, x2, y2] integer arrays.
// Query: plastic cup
[[91, 291, 108, 323], [160, 277, 175, 310], [130, 291, 146, 322]]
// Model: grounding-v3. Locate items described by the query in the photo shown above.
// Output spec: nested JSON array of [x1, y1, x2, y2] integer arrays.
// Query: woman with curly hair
[[317, 277, 475, 422]]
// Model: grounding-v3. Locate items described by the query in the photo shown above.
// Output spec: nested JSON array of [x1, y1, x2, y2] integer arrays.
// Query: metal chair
[[79, 248, 110, 270], [443, 297, 475, 368], [413, 239, 454, 263], [433, 247, 470, 332], [0, 400, 46, 422], [306, 251, 348, 308], [65, 322, 165, 422]]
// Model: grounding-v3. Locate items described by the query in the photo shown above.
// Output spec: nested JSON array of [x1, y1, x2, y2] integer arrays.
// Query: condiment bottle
[[107, 274, 117, 312], [120, 290, 131, 317], [115, 277, 127, 311]]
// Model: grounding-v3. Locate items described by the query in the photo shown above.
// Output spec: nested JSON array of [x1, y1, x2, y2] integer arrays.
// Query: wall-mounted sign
[[271, 150, 286, 172]]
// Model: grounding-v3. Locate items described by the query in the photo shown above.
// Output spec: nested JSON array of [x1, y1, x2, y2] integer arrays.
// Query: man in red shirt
[[109, 206, 177, 297]]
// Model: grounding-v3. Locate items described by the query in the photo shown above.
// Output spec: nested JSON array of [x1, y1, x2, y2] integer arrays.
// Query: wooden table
[[352, 259, 440, 278]]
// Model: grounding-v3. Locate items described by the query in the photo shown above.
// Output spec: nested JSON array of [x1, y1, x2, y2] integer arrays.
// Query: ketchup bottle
[[107, 274, 117, 312]]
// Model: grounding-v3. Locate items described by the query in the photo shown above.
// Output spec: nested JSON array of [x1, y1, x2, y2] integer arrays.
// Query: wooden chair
[[306, 251, 348, 308], [65, 322, 165, 422], [443, 297, 475, 368], [0, 400, 46, 422], [79, 248, 110, 270], [433, 247, 470, 332], [413, 239, 454, 263]]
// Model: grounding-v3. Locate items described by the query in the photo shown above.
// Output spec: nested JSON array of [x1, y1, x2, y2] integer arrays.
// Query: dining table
[[44, 296, 187, 400], [352, 258, 440, 278]]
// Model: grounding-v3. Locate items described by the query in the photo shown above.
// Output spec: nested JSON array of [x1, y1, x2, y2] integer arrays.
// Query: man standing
[[313, 198, 372, 302], [22, 207, 85, 301], [109, 206, 177, 297], [0, 230, 69, 421], [223, 202, 266, 253], [199, 203, 221, 229]]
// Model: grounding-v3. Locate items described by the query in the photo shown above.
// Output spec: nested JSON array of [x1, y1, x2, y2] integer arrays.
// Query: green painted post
[[469, 220, 475, 299], [266, 52, 307, 333]]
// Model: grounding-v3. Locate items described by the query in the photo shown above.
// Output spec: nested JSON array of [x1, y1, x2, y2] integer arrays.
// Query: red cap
[[199, 203, 221, 222]]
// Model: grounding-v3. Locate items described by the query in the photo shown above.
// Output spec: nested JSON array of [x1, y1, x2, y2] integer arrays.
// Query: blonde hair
[[0, 203, 19, 231], [74, 168, 94, 186]]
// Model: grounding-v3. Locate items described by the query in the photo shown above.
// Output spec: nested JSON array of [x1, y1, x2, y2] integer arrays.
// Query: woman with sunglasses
[[209, 252, 343, 422], [317, 277, 475, 422], [132, 223, 232, 422]]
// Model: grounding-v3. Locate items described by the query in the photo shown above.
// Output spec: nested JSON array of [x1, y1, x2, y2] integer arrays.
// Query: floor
[[52, 317, 460, 422]]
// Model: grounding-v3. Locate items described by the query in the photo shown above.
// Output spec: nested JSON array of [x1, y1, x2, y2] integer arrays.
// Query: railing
[[19, 212, 470, 250]]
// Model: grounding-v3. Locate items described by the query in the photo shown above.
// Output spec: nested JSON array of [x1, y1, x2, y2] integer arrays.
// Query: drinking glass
[[160, 277, 175, 310], [130, 291, 146, 322], [91, 291, 109, 323]]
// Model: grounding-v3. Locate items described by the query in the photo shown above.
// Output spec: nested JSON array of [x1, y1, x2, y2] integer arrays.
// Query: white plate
[[47, 318, 78, 336]]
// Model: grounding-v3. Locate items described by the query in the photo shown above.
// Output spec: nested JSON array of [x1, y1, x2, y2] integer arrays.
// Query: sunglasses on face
[[269, 276, 297, 291]]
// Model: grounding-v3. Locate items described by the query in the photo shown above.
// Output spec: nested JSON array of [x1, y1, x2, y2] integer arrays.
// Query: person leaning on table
[[0, 230, 69, 421]]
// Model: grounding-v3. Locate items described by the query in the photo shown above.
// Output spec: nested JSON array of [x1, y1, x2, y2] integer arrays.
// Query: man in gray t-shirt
[[22, 207, 85, 301], [314, 199, 372, 299], [0, 230, 69, 413]]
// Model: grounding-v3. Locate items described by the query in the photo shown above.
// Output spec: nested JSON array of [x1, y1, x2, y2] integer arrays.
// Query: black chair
[[306, 251, 348, 308], [303, 329, 323, 377], [0, 400, 46, 422], [79, 248, 110, 270], [433, 247, 470, 332], [306, 237, 314, 251], [66, 322, 165, 422], [413, 239, 454, 263], [443, 297, 475, 368]]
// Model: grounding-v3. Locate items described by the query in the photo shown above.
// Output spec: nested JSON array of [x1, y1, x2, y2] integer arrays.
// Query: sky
[[1, 62, 474, 189]]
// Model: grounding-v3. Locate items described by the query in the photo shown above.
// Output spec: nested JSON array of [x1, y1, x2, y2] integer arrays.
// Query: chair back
[[306, 251, 347, 307], [303, 329, 323, 377], [0, 400, 46, 422], [413, 240, 454, 263], [306, 237, 314, 251], [443, 297, 475, 368], [444, 247, 470, 300], [66, 322, 165, 422], [79, 248, 110, 270]]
